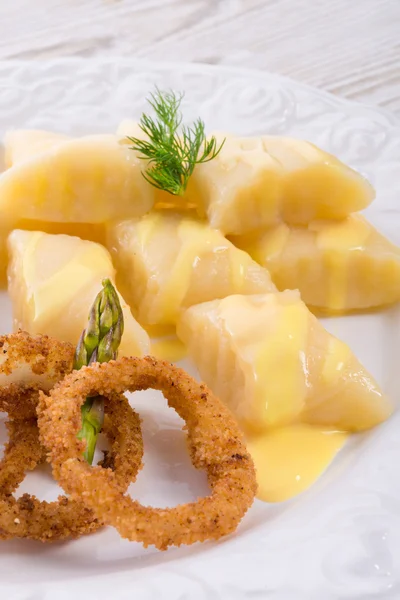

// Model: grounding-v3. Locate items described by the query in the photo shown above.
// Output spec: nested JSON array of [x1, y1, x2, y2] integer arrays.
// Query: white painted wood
[[0, 0, 399, 115]]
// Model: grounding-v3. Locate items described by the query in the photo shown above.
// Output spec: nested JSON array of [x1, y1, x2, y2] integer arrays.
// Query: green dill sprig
[[128, 88, 225, 196]]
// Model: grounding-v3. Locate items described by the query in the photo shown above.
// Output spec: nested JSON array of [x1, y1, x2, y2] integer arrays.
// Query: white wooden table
[[1, 0, 399, 116]]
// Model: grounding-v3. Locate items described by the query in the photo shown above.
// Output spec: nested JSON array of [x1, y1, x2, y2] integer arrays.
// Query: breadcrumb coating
[[0, 331, 74, 420], [38, 356, 257, 550], [0, 394, 143, 542], [0, 333, 144, 541]]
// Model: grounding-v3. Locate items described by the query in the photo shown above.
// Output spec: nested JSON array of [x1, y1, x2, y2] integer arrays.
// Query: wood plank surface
[[0, 0, 398, 114]]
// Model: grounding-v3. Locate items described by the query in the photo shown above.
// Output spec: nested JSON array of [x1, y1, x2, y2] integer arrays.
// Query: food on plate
[[4, 129, 70, 168], [74, 278, 125, 464], [0, 418, 44, 497], [147, 325, 187, 362], [185, 132, 282, 234], [232, 214, 400, 312], [38, 356, 257, 550], [246, 424, 348, 502], [177, 291, 392, 432], [0, 331, 74, 420], [0, 134, 154, 224], [178, 290, 392, 501], [106, 211, 276, 326], [0, 391, 143, 542], [258, 137, 375, 226], [120, 94, 220, 211], [0, 328, 144, 541], [185, 135, 374, 234], [0, 129, 126, 286], [0, 281, 144, 541], [187, 135, 375, 234], [7, 230, 150, 358], [121, 91, 374, 235], [0, 128, 106, 286], [0, 88, 395, 543], [127, 89, 225, 198], [137, 323, 188, 362], [0, 222, 106, 288]]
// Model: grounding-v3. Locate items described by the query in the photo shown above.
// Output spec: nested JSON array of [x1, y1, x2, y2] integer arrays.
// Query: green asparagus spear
[[74, 278, 124, 464]]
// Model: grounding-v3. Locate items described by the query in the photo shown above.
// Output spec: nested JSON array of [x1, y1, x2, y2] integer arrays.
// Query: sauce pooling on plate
[[247, 424, 347, 502]]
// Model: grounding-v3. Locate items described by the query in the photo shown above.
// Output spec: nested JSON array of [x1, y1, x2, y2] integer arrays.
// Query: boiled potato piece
[[177, 291, 392, 433], [0, 129, 107, 284], [119, 125, 282, 228], [7, 230, 150, 358], [106, 211, 276, 326], [0, 221, 105, 289], [261, 137, 375, 225], [117, 123, 373, 232], [232, 214, 400, 312], [185, 135, 375, 235], [185, 133, 283, 234], [4, 129, 70, 168], [0, 134, 154, 224]]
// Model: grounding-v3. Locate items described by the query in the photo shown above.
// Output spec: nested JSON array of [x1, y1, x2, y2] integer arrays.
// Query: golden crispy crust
[[0, 332, 144, 542], [0, 419, 44, 496], [0, 393, 144, 542], [38, 356, 257, 551], [0, 385, 43, 421], [0, 331, 74, 420], [0, 330, 74, 378]]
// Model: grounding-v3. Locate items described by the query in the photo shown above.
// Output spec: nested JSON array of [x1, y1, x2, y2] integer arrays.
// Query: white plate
[[0, 59, 400, 600]]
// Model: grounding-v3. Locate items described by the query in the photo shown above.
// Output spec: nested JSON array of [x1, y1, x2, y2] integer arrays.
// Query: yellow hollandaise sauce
[[151, 336, 187, 362], [7, 229, 151, 358], [130, 211, 275, 327], [142, 323, 187, 362], [160, 220, 223, 321], [311, 215, 370, 311], [247, 424, 347, 502], [179, 290, 392, 503]]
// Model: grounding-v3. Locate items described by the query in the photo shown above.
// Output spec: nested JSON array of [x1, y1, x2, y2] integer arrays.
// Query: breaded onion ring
[[38, 356, 257, 550], [0, 331, 74, 420], [0, 419, 44, 496], [0, 393, 144, 541]]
